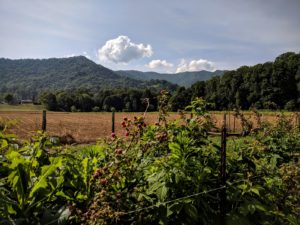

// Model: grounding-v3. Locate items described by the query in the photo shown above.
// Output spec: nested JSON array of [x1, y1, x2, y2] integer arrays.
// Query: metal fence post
[[220, 113, 227, 225]]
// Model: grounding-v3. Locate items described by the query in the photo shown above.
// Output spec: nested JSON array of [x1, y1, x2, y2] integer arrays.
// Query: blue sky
[[0, 0, 299, 73]]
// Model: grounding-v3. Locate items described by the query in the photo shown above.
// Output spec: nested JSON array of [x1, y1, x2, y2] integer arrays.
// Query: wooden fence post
[[228, 111, 231, 132], [42, 110, 46, 132], [220, 113, 227, 225], [112, 110, 115, 133], [233, 115, 236, 132]]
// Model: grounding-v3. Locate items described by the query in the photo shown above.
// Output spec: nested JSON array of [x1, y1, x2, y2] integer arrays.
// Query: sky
[[0, 0, 299, 73]]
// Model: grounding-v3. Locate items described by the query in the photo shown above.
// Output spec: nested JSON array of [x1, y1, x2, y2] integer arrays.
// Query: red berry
[[116, 192, 121, 199], [115, 148, 123, 155], [111, 132, 116, 138], [125, 131, 129, 136], [100, 179, 108, 186], [93, 171, 100, 179], [96, 169, 103, 176]]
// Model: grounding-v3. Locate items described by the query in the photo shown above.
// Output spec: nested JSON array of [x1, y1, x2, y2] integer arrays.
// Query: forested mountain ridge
[[1, 52, 299, 111], [115, 70, 225, 87], [0, 56, 178, 100], [171, 52, 300, 111]]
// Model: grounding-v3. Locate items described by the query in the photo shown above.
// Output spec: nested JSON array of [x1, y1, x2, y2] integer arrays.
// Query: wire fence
[[119, 174, 264, 216]]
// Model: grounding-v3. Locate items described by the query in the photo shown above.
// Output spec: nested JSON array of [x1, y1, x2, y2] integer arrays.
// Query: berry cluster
[[121, 116, 146, 137], [93, 167, 109, 186]]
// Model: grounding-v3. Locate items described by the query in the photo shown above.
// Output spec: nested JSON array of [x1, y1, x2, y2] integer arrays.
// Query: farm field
[[0, 103, 45, 111], [0, 111, 179, 143], [0, 109, 298, 143]]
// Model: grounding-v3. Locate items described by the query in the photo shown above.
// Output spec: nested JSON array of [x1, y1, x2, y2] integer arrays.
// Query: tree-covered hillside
[[115, 70, 224, 87], [172, 52, 300, 111], [0, 56, 178, 100]]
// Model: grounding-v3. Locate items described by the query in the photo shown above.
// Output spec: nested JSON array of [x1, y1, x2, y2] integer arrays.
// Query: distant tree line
[[39, 89, 158, 112]]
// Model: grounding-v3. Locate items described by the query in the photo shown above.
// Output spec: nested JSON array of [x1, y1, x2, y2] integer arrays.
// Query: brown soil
[[0, 111, 297, 143]]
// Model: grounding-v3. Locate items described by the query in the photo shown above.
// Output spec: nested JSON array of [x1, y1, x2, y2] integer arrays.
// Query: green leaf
[[42, 206, 71, 225], [157, 185, 168, 202], [253, 202, 267, 212], [270, 154, 280, 170], [29, 157, 62, 199], [184, 204, 198, 221], [227, 213, 251, 225], [168, 142, 181, 158], [237, 184, 248, 191], [250, 187, 260, 196], [81, 157, 89, 189], [168, 202, 183, 215], [0, 139, 8, 149], [6, 154, 29, 207], [287, 214, 300, 225]]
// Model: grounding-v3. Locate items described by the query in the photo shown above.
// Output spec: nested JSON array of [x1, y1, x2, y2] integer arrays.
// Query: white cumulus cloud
[[176, 59, 216, 73], [98, 35, 153, 63], [147, 59, 174, 70]]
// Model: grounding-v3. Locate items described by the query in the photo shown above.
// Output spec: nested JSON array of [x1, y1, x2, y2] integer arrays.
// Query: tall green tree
[[4, 93, 14, 104], [39, 92, 57, 110]]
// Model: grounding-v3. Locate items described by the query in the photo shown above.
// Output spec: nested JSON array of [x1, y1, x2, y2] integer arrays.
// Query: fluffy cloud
[[98, 36, 153, 63], [176, 59, 215, 73], [147, 59, 174, 70]]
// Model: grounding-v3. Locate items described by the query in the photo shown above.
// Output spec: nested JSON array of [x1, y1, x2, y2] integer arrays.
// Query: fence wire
[[119, 174, 264, 216]]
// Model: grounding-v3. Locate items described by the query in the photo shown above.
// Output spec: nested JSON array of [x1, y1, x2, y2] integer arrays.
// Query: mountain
[[115, 70, 225, 87], [0, 56, 178, 99]]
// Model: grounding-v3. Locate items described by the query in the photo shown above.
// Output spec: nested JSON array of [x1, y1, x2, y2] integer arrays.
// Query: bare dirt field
[[0, 111, 179, 143], [0, 111, 297, 143]]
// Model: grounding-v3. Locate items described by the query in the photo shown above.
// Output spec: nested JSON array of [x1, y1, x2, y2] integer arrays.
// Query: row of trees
[[39, 89, 158, 112]]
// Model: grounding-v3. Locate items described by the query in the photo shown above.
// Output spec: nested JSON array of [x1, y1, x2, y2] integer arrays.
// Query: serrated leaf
[[6, 156, 29, 207], [168, 142, 181, 158], [29, 157, 62, 199]]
